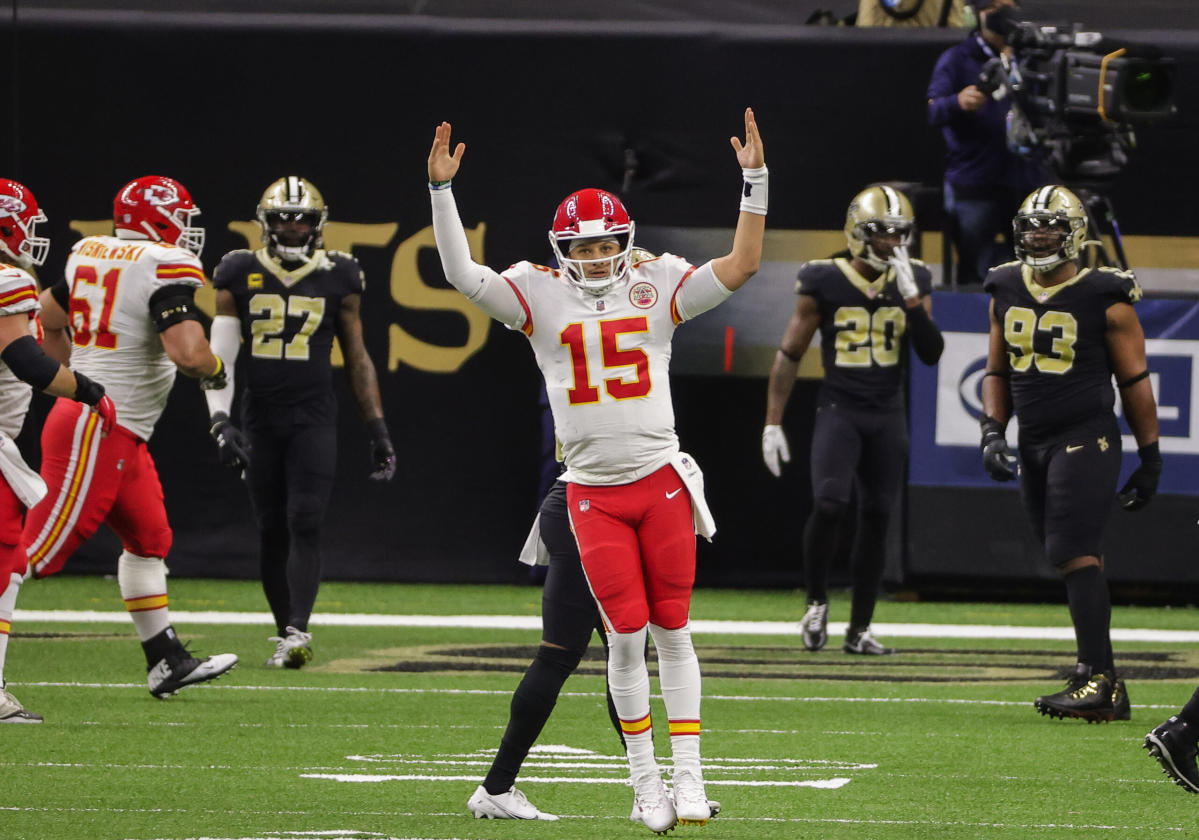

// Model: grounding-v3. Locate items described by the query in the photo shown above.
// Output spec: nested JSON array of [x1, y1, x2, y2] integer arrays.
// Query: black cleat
[[1145, 716, 1199, 793], [147, 645, 238, 699], [1034, 663, 1118, 723], [843, 626, 894, 656], [1111, 678, 1131, 721]]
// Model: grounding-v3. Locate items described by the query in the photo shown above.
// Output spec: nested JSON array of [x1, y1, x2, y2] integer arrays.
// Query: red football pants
[[567, 463, 696, 633], [23, 399, 171, 577], [0, 478, 27, 582]]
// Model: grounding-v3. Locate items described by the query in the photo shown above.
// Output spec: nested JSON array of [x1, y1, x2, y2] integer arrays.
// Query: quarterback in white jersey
[[429, 109, 767, 832], [0, 178, 115, 723], [21, 175, 237, 701]]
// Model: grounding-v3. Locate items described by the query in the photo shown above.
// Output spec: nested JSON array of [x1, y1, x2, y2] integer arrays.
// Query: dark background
[[4, 2, 1197, 599]]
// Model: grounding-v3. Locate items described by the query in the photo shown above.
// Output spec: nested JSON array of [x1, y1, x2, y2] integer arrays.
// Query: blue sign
[[910, 291, 1199, 496]]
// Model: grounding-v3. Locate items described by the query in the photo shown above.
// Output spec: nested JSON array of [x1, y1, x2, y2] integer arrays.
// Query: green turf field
[[3, 576, 1198, 839]]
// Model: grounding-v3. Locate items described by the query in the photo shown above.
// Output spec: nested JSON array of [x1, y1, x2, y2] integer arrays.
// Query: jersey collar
[[254, 248, 329, 287]]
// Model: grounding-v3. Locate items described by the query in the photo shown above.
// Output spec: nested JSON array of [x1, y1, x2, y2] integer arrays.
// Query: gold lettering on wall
[[388, 223, 491, 374]]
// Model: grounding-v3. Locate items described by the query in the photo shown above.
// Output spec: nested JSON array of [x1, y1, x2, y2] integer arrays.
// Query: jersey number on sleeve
[[1004, 306, 1077, 374], [560, 317, 651, 405], [69, 266, 121, 350], [833, 306, 906, 368], [248, 293, 326, 360]]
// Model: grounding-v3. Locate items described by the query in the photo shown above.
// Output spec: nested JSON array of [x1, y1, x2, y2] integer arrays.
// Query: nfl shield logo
[[579, 500, 590, 513], [596, 300, 605, 311]]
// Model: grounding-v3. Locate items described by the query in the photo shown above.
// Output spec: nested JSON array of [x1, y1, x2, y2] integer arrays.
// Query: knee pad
[[286, 493, 326, 540], [812, 496, 848, 522], [117, 550, 168, 599], [535, 642, 585, 677]]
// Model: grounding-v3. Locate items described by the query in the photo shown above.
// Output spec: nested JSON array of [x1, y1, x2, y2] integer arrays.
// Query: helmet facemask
[[851, 219, 914, 272], [550, 230, 634, 295], [1014, 212, 1085, 271], [0, 207, 49, 268], [261, 209, 325, 262]]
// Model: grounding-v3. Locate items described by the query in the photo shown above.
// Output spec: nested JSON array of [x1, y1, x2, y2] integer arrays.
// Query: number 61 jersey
[[984, 261, 1142, 438], [63, 235, 205, 440], [212, 248, 364, 410]]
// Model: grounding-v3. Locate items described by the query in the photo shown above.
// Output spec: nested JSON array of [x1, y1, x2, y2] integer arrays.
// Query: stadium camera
[[992, 18, 1177, 181]]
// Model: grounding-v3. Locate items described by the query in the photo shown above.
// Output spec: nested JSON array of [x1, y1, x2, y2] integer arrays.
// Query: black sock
[[1179, 686, 1199, 727], [483, 644, 582, 795], [803, 502, 843, 604], [1063, 565, 1112, 674], [141, 627, 179, 668], [849, 511, 888, 630]]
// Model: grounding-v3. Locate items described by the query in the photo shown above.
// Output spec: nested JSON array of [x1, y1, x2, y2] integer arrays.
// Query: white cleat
[[0, 682, 42, 723], [466, 784, 559, 820], [632, 796, 720, 823], [147, 649, 238, 699], [631, 773, 677, 835], [265, 626, 313, 669], [671, 769, 711, 826]]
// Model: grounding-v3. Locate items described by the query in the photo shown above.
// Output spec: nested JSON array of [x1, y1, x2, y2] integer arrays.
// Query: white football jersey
[[64, 235, 205, 439], [0, 264, 41, 438], [501, 253, 708, 485]]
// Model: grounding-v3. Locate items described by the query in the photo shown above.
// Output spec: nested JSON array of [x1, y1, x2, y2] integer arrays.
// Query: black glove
[[366, 417, 396, 482], [209, 411, 250, 471], [1118, 441, 1162, 512], [199, 355, 228, 391], [980, 415, 1018, 482]]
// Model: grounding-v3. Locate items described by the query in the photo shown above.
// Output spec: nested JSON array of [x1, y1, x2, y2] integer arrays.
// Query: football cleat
[[0, 681, 43, 724], [800, 600, 829, 651], [843, 626, 894, 656], [1111, 678, 1131, 721], [631, 772, 677, 835], [147, 646, 238, 698], [1033, 663, 1118, 722], [632, 796, 721, 822], [466, 784, 558, 820], [671, 769, 711, 826], [1145, 716, 1199, 793], [265, 626, 313, 669]]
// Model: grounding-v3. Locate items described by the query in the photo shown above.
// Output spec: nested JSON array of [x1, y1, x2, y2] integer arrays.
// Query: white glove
[[761, 424, 791, 478], [890, 244, 919, 300]]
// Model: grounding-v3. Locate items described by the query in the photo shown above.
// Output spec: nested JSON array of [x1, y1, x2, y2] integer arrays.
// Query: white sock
[[117, 551, 171, 642], [607, 626, 659, 780], [649, 622, 702, 775], [0, 571, 22, 684]]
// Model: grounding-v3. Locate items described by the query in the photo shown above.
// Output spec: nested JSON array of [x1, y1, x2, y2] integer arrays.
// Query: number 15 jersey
[[501, 254, 729, 486]]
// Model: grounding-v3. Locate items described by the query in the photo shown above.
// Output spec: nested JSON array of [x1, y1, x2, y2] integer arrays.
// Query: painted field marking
[[14, 609, 1199, 643]]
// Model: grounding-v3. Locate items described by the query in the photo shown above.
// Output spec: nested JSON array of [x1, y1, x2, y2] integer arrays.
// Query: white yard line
[[14, 610, 1199, 643]]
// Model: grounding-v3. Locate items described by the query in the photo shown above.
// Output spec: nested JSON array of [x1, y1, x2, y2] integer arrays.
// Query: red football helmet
[[0, 178, 50, 268], [113, 175, 205, 256], [548, 188, 635, 293]]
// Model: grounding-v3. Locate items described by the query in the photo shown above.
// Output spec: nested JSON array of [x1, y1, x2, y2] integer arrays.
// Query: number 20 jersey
[[212, 249, 364, 408], [984, 261, 1141, 438], [64, 235, 205, 440], [799, 257, 933, 411], [501, 254, 705, 487]]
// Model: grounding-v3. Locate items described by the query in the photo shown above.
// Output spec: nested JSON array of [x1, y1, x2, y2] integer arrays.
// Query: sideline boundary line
[[14, 609, 1199, 642]]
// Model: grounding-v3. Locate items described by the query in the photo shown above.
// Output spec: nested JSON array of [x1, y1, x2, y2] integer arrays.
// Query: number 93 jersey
[[501, 253, 709, 486], [64, 235, 205, 439], [984, 261, 1142, 438], [212, 248, 364, 408], [799, 257, 933, 411]]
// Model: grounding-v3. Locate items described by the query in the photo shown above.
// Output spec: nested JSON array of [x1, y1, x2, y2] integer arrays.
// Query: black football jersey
[[984, 261, 1142, 438], [212, 248, 365, 406], [797, 257, 933, 410]]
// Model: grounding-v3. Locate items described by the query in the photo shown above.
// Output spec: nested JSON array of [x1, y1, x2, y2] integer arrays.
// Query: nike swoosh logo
[[666, 488, 684, 499], [1066, 444, 1084, 453]]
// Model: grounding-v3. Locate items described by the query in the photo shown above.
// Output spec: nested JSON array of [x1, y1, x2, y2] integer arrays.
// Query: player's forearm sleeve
[[672, 262, 734, 321], [204, 314, 240, 417], [907, 304, 945, 365], [429, 187, 526, 327]]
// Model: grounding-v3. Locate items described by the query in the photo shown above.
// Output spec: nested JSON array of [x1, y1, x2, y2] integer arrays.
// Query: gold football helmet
[[257, 176, 328, 262], [1013, 185, 1089, 271], [845, 185, 915, 271]]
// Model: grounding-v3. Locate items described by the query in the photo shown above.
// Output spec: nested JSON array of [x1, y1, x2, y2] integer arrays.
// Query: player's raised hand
[[428, 121, 466, 184], [730, 107, 764, 170]]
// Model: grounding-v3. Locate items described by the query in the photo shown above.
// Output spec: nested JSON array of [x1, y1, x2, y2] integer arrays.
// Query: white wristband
[[739, 165, 768, 216]]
